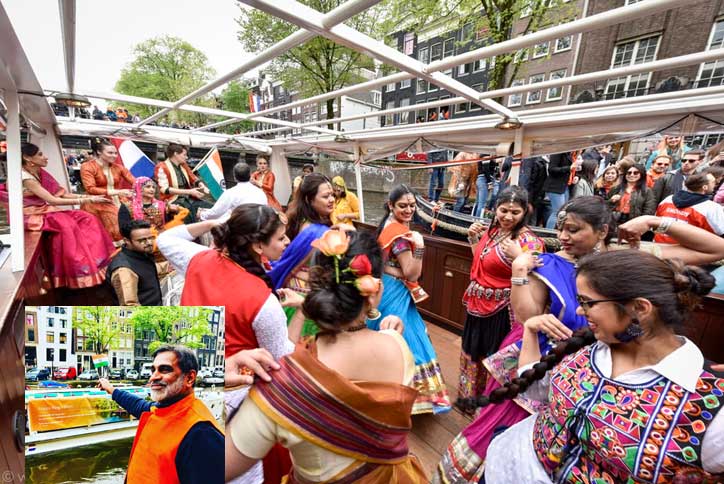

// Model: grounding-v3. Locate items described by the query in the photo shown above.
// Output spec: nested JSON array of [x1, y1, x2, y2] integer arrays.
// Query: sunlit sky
[[3, 0, 256, 108]]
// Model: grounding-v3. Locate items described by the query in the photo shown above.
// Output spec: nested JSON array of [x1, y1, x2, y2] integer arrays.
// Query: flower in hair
[[354, 275, 381, 297], [311, 229, 349, 257], [348, 254, 373, 277]]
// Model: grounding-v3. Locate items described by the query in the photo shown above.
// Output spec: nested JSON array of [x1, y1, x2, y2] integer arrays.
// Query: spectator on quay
[[646, 154, 672, 188], [645, 135, 691, 170], [571, 159, 598, 199], [655, 171, 724, 243], [427, 149, 447, 202], [105, 108, 117, 122], [582, 144, 614, 177], [132, 113, 142, 124], [200, 162, 267, 222], [473, 156, 495, 217], [593, 165, 620, 198], [542, 152, 574, 229], [652, 149, 705, 205], [606, 163, 656, 224], [92, 105, 104, 120], [116, 108, 128, 123]]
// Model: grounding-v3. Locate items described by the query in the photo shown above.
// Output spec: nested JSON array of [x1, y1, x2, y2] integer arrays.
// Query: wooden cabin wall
[[0, 300, 25, 482]]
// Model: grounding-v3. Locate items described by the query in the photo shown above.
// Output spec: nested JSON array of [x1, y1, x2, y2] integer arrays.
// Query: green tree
[[74, 307, 122, 354], [131, 306, 213, 354], [217, 80, 255, 134], [114, 35, 217, 126], [386, 0, 574, 96], [237, 1, 386, 128]]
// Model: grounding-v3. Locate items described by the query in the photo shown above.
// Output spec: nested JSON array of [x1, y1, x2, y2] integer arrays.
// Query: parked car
[[109, 369, 123, 380], [26, 367, 51, 381], [212, 367, 224, 379], [78, 370, 99, 380], [140, 363, 153, 379], [198, 367, 213, 380], [126, 369, 139, 380], [53, 367, 77, 381]]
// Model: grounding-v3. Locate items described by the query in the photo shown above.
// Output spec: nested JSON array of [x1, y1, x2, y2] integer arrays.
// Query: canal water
[[26, 439, 131, 484]]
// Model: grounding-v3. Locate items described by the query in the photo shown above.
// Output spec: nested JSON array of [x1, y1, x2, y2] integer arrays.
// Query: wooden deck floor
[[409, 322, 472, 478]]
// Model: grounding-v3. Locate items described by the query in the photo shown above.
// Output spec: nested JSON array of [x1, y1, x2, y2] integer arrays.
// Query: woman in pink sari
[[14, 143, 115, 288]]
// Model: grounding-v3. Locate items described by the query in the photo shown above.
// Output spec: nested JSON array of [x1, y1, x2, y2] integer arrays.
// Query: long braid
[[457, 328, 596, 411]]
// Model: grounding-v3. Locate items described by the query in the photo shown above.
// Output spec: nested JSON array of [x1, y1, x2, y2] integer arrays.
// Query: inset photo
[[24, 306, 224, 484]]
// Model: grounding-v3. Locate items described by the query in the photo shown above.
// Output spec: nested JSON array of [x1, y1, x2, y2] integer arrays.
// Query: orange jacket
[[126, 393, 222, 484]]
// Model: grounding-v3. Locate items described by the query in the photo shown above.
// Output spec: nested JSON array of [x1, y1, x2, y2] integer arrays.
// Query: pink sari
[[2, 169, 115, 288]]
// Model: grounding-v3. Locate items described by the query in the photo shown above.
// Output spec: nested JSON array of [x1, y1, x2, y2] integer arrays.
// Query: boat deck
[[409, 322, 471, 477]]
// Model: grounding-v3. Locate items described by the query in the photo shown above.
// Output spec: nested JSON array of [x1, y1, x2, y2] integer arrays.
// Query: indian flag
[[92, 354, 110, 368], [194, 147, 225, 200]]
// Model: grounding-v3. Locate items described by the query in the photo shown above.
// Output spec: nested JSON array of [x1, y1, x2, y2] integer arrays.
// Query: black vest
[[106, 248, 162, 306]]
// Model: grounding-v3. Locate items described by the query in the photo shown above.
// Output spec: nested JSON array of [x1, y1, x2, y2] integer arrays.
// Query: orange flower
[[311, 229, 349, 257], [355, 275, 381, 296]]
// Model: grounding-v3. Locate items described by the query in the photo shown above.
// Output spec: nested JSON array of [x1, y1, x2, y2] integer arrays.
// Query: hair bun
[[676, 266, 715, 297]]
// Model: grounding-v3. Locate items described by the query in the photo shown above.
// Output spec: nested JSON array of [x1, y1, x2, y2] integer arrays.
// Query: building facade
[[198, 307, 223, 369], [34, 306, 76, 372], [24, 306, 38, 369]]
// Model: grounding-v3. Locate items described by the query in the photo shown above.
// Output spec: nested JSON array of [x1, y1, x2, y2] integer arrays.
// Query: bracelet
[[412, 247, 425, 259], [655, 217, 677, 234], [467, 234, 480, 245], [510, 277, 529, 286]]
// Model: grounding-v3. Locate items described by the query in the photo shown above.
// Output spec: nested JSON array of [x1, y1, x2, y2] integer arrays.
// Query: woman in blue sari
[[372, 184, 452, 415], [269, 173, 334, 338]]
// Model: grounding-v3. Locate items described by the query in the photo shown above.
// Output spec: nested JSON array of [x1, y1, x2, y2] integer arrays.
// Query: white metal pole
[[353, 143, 365, 223], [58, 0, 76, 93], [5, 87, 25, 272]]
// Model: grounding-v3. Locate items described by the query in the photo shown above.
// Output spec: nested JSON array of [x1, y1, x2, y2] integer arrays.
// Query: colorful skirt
[[368, 274, 451, 415], [435, 324, 540, 483]]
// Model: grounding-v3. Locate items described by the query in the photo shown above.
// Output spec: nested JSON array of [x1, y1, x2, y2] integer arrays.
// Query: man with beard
[[652, 149, 704, 205], [106, 220, 165, 306], [98, 345, 223, 484], [646, 154, 671, 188]]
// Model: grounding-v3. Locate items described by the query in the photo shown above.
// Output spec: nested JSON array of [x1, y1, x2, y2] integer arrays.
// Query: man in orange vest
[[98, 345, 223, 484]]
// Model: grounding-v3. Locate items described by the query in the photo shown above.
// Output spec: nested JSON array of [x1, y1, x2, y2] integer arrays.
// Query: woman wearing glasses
[[606, 162, 656, 224], [482, 249, 722, 483], [436, 197, 724, 483]]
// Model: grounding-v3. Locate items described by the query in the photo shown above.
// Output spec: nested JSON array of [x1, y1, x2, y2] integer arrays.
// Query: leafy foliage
[[130, 306, 213, 353], [73, 307, 123, 354], [114, 36, 217, 126], [217, 80, 255, 134], [236, 0, 388, 124]]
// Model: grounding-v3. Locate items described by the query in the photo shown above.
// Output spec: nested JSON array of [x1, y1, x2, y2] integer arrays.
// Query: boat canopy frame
[[2, 0, 724, 272]]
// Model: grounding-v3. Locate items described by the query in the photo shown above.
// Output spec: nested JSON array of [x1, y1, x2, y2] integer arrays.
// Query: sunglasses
[[626, 170, 641, 175], [681, 159, 699, 164], [576, 295, 628, 312]]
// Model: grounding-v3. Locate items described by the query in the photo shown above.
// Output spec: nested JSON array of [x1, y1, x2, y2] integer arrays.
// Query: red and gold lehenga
[[231, 339, 428, 483], [2, 168, 115, 288], [458, 227, 544, 401]]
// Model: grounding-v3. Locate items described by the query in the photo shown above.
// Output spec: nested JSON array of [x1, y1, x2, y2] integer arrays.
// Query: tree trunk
[[326, 98, 335, 131]]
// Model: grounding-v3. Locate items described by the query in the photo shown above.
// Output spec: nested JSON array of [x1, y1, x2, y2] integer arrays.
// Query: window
[[458, 63, 473, 76], [60, 333, 67, 344], [696, 20, 724, 88], [439, 96, 451, 120], [443, 38, 455, 58], [520, 3, 532, 17], [533, 42, 550, 59], [461, 23, 474, 42], [399, 98, 411, 124], [416, 79, 427, 94], [61, 319, 66, 329], [555, 36, 572, 53], [48, 317, 54, 328], [386, 82, 396, 93], [418, 47, 429, 64], [46, 349, 53, 361], [473, 59, 486, 72], [59, 349, 66, 362], [508, 80, 524, 107], [430, 43, 443, 62], [456, 101, 469, 114], [547, 69, 567, 101], [403, 33, 415, 55], [515, 48, 529, 63], [400, 78, 411, 89], [416, 100, 427, 121], [47, 331, 55, 343], [427, 99, 438, 121], [428, 80, 438, 92], [527, 74, 546, 104], [28, 329, 35, 341], [604, 35, 660, 99], [470, 84, 484, 110], [384, 100, 395, 126], [372, 91, 381, 106]]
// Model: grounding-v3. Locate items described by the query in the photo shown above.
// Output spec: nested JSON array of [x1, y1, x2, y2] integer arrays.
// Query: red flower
[[348, 254, 373, 276]]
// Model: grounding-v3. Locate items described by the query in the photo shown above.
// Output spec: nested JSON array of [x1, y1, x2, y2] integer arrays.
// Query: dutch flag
[[111, 138, 156, 179], [248, 92, 261, 113]]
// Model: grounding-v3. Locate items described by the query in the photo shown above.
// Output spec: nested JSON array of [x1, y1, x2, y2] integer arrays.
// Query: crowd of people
[[6, 134, 724, 482]]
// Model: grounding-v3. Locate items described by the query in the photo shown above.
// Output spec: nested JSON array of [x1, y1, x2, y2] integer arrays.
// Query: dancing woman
[[251, 155, 282, 210], [458, 187, 544, 404], [80, 138, 135, 241], [372, 184, 451, 415], [3, 143, 115, 288], [225, 231, 427, 483], [269, 173, 335, 337], [482, 250, 723, 483]]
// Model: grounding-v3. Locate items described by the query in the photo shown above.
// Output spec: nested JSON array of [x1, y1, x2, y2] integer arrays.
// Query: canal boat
[[25, 386, 223, 457]]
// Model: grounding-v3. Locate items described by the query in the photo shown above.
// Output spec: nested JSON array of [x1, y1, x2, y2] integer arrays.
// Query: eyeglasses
[[576, 295, 628, 312], [626, 170, 640, 176], [681, 159, 700, 164]]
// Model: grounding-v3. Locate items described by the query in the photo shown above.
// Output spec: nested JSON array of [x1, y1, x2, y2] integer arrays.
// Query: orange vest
[[126, 393, 222, 484]]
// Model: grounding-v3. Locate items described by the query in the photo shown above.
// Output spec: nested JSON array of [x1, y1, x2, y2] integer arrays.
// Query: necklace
[[344, 323, 368, 332], [480, 229, 512, 259]]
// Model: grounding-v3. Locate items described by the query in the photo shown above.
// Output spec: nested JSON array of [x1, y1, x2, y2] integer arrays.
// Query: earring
[[367, 308, 381, 320], [614, 318, 643, 343], [593, 241, 602, 254]]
